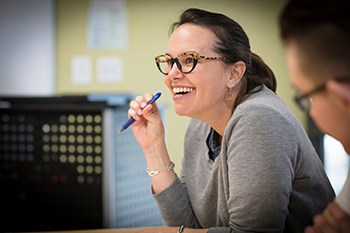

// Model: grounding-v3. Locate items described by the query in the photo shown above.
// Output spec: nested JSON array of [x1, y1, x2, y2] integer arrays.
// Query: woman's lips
[[172, 87, 195, 99], [172, 87, 195, 93]]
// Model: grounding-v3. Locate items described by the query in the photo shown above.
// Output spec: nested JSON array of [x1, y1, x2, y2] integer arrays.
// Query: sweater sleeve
[[152, 175, 201, 228], [153, 177, 232, 233], [223, 105, 298, 232]]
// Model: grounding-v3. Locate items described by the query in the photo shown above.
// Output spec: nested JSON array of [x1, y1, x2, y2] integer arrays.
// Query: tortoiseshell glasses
[[155, 52, 226, 75]]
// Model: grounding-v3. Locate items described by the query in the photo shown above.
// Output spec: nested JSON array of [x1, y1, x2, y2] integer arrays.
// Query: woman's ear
[[227, 61, 246, 87], [327, 80, 350, 115]]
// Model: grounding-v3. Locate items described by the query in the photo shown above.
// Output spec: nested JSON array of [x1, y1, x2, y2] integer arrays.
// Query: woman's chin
[[174, 107, 189, 117]]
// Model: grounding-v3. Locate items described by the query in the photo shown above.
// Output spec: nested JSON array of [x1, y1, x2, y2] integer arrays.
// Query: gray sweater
[[153, 86, 335, 233]]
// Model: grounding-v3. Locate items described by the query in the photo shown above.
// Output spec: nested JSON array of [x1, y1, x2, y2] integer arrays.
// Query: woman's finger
[[128, 108, 140, 121], [130, 99, 144, 117], [136, 95, 147, 108]]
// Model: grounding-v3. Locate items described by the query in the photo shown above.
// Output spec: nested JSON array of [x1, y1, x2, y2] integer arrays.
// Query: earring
[[226, 87, 234, 102], [226, 80, 236, 102]]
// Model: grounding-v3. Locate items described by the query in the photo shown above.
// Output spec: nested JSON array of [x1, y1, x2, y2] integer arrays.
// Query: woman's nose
[[168, 62, 183, 80]]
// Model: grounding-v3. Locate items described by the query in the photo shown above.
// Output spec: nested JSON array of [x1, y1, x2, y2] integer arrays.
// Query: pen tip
[[118, 128, 125, 133]]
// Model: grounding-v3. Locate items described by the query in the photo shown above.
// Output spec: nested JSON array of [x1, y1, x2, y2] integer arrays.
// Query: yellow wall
[[56, 0, 305, 174]]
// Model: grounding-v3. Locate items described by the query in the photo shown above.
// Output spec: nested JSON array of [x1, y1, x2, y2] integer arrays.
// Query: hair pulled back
[[171, 8, 277, 109]]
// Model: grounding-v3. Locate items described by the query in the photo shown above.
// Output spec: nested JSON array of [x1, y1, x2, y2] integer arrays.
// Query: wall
[[0, 0, 55, 96], [56, 0, 305, 174]]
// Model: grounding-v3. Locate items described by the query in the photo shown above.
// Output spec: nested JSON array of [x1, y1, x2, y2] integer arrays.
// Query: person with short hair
[[280, 0, 350, 232]]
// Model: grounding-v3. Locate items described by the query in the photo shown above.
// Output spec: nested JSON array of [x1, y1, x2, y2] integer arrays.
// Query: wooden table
[[30, 227, 150, 233]]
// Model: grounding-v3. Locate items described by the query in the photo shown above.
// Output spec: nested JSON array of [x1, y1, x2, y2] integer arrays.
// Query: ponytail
[[249, 53, 277, 93], [233, 53, 277, 109]]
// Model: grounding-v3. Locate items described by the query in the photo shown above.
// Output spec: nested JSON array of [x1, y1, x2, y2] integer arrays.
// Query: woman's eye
[[185, 58, 194, 64]]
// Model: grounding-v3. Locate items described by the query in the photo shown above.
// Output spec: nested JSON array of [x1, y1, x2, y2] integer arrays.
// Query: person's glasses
[[155, 52, 226, 75], [294, 77, 350, 111], [294, 84, 325, 111]]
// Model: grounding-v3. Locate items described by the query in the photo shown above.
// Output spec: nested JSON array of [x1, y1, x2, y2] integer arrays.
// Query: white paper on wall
[[96, 57, 123, 84], [71, 56, 92, 85], [88, 0, 127, 49]]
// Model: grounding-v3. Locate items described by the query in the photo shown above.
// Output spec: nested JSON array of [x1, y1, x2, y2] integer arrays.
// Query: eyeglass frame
[[155, 52, 226, 75], [294, 76, 350, 111]]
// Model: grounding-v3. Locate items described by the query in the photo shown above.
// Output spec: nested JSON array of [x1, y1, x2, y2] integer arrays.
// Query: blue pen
[[118, 92, 162, 133]]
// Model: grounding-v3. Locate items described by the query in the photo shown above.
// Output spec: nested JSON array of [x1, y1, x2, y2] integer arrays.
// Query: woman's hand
[[129, 93, 175, 194], [129, 94, 165, 152]]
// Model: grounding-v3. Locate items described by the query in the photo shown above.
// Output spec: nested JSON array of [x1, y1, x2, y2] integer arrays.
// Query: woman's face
[[163, 23, 232, 121], [285, 42, 350, 145]]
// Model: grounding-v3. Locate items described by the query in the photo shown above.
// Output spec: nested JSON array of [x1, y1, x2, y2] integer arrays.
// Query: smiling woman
[[128, 8, 335, 233]]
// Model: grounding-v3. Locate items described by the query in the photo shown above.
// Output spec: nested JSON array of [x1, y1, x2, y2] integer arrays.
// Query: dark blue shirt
[[207, 128, 222, 161]]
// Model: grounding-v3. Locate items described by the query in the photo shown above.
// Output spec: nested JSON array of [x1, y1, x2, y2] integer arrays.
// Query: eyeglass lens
[[295, 95, 312, 111], [157, 54, 196, 74]]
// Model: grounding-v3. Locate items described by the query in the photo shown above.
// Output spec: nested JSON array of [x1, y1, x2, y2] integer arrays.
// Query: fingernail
[[141, 102, 146, 108], [138, 109, 142, 115]]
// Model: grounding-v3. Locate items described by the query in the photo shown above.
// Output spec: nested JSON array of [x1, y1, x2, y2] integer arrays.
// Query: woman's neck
[[203, 107, 233, 139]]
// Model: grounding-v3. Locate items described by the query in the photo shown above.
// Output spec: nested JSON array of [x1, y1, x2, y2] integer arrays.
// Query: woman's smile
[[172, 86, 196, 99]]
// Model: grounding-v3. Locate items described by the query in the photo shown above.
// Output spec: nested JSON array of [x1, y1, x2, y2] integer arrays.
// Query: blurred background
[[0, 0, 348, 231]]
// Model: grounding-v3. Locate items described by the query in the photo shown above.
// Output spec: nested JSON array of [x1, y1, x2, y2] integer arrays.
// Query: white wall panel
[[0, 0, 55, 96]]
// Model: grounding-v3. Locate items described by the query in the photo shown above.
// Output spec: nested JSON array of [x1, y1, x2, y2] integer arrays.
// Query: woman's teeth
[[173, 87, 194, 95]]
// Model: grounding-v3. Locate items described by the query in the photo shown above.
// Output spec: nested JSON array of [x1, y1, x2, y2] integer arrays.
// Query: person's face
[[285, 42, 350, 144], [163, 24, 232, 120]]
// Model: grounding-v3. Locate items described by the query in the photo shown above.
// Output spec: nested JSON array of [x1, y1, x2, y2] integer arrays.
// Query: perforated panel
[[0, 95, 166, 232], [0, 110, 103, 231], [113, 106, 164, 228]]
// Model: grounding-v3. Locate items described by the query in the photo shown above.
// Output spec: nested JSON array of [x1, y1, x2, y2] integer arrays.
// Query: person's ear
[[327, 80, 350, 112], [227, 61, 246, 88]]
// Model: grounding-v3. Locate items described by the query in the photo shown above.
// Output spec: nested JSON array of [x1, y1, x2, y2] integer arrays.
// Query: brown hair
[[171, 8, 277, 109], [279, 0, 350, 79]]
